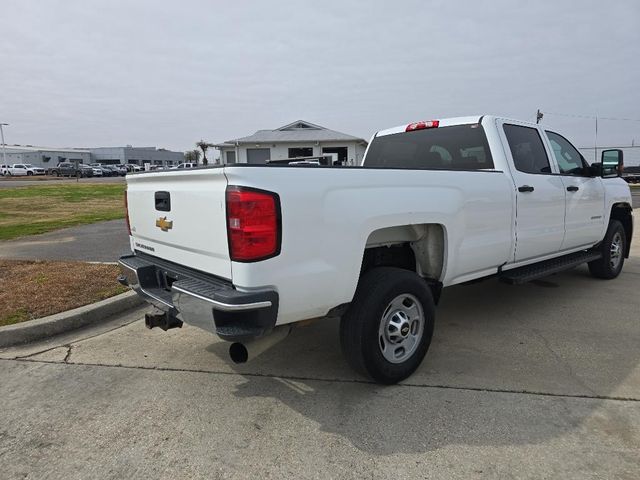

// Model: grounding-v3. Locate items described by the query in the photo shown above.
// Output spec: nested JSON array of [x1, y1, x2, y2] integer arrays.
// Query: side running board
[[499, 251, 602, 285]]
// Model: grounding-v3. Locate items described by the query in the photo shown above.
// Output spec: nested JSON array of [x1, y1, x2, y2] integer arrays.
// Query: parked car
[[0, 164, 8, 176], [170, 162, 197, 170], [102, 165, 122, 176], [119, 115, 633, 384], [78, 164, 94, 178], [22, 164, 46, 175], [125, 164, 142, 173], [48, 162, 79, 177], [3, 164, 27, 176], [89, 164, 114, 176], [2, 163, 46, 176]]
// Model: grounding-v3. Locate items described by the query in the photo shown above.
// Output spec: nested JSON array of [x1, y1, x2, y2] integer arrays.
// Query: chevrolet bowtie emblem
[[155, 216, 173, 232]]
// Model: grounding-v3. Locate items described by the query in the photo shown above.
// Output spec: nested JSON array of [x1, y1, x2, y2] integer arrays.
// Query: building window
[[288, 147, 313, 158], [226, 151, 236, 164]]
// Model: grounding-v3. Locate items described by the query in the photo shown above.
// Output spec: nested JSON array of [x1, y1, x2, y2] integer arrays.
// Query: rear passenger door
[[499, 121, 566, 262], [544, 130, 605, 249]]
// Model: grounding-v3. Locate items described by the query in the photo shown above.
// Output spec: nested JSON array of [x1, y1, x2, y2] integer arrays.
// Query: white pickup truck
[[119, 115, 633, 384]]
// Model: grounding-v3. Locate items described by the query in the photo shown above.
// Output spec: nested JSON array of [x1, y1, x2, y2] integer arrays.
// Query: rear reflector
[[124, 190, 131, 235], [406, 120, 439, 132], [226, 186, 281, 262]]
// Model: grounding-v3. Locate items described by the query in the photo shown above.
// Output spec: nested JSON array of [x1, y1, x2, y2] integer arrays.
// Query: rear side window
[[364, 124, 494, 170], [503, 124, 551, 174]]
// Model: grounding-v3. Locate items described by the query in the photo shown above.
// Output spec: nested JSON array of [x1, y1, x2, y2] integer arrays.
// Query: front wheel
[[588, 220, 626, 279], [340, 267, 435, 384]]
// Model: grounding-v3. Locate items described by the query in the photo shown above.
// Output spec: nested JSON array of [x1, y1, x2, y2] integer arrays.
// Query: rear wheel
[[588, 220, 626, 279], [340, 267, 435, 384]]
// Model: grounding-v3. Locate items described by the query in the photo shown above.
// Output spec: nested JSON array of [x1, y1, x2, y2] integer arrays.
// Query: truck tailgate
[[126, 168, 231, 279]]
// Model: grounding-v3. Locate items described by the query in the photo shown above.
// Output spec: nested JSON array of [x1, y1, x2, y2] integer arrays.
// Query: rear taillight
[[226, 186, 281, 262], [124, 190, 131, 235], [406, 120, 439, 132]]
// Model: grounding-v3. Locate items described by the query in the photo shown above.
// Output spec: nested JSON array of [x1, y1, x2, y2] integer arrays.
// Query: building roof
[[216, 120, 366, 147], [1, 145, 90, 154]]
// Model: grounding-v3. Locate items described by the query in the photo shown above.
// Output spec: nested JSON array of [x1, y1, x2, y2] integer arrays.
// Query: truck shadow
[[209, 262, 640, 455]]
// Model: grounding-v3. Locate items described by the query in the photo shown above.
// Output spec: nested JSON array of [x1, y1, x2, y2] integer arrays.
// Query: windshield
[[365, 124, 494, 170]]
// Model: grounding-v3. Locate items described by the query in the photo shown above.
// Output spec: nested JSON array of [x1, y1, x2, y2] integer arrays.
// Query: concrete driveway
[[1, 230, 639, 479]]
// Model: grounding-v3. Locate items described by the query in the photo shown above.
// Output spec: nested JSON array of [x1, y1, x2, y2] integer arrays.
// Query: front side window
[[545, 131, 586, 175], [503, 124, 551, 174], [365, 124, 494, 170]]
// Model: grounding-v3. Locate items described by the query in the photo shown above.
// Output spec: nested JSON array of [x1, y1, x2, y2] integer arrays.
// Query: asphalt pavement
[[0, 229, 638, 479], [0, 219, 130, 262]]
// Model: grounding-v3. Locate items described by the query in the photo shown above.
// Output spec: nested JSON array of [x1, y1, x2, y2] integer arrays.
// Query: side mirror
[[601, 149, 623, 178]]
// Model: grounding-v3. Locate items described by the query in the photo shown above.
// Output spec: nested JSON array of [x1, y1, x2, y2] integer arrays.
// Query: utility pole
[[536, 109, 543, 124], [594, 116, 598, 163], [0, 123, 8, 175]]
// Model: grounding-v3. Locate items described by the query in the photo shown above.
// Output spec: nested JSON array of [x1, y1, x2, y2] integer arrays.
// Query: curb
[[0, 290, 144, 348]]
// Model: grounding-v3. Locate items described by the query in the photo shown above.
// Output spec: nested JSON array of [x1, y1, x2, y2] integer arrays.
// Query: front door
[[544, 130, 605, 249], [499, 121, 566, 262]]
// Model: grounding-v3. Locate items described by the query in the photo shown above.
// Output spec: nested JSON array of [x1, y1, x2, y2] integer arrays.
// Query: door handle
[[518, 185, 535, 193], [566, 186, 579, 192]]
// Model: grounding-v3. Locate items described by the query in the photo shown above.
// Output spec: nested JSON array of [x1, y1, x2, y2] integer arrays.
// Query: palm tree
[[184, 149, 201, 164], [196, 140, 212, 166]]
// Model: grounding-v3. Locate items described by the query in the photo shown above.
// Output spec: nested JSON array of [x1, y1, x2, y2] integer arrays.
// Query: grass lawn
[[0, 184, 125, 240], [0, 260, 127, 326]]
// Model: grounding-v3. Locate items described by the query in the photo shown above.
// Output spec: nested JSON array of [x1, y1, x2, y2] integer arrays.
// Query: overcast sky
[[2, 0, 639, 157]]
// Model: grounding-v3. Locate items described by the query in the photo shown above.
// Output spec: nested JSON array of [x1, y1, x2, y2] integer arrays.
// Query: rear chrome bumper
[[118, 253, 279, 341]]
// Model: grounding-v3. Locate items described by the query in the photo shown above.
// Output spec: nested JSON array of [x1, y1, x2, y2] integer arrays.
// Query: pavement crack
[[531, 328, 598, 397], [10, 320, 137, 360], [2, 357, 638, 403], [63, 345, 73, 363]]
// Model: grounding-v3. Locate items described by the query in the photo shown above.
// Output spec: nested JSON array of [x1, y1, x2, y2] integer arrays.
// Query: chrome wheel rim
[[378, 293, 424, 364], [610, 232, 623, 270]]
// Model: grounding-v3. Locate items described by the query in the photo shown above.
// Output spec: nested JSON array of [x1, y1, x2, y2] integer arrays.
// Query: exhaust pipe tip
[[228, 326, 292, 364], [229, 343, 249, 364]]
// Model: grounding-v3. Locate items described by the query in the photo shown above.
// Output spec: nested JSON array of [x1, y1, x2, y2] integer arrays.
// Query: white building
[[0, 145, 183, 168], [214, 120, 368, 166], [90, 146, 184, 167], [0, 145, 91, 168]]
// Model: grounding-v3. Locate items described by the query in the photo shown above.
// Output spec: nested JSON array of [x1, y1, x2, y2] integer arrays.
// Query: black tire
[[53, 170, 59, 177], [588, 220, 626, 279], [340, 267, 435, 384], [27, 171, 33, 176]]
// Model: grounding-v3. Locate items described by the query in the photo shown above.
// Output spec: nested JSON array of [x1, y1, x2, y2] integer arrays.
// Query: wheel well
[[360, 224, 445, 302], [362, 224, 445, 278], [610, 203, 633, 257], [361, 243, 417, 275]]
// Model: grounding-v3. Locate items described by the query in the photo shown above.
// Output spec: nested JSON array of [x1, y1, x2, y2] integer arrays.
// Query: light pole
[[0, 123, 8, 175]]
